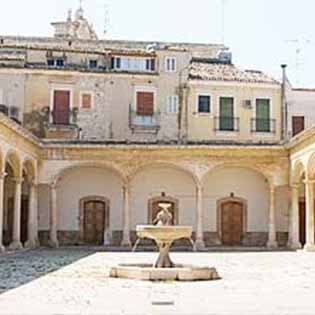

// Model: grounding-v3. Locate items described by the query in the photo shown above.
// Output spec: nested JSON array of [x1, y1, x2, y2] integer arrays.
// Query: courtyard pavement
[[0, 248, 315, 315]]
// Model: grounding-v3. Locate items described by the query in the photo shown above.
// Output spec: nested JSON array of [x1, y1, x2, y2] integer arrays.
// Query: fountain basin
[[136, 225, 193, 244], [110, 264, 220, 281]]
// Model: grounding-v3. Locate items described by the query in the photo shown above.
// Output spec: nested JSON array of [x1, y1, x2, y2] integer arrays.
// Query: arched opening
[[148, 195, 179, 225], [52, 166, 123, 245], [202, 166, 272, 246], [79, 196, 110, 245], [130, 165, 196, 230]]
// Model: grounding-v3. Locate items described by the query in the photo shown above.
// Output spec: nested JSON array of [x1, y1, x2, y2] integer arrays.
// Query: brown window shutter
[[82, 93, 92, 109], [136, 92, 154, 116], [292, 116, 305, 136], [53, 90, 70, 124]]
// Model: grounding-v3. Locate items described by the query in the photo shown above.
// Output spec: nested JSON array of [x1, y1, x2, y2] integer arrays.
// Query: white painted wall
[[130, 166, 196, 229]]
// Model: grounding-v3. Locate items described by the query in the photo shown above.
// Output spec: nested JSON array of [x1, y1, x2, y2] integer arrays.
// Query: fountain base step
[[110, 264, 219, 281]]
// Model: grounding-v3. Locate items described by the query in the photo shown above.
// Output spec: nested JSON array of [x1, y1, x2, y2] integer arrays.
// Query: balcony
[[214, 117, 240, 132], [251, 118, 276, 133], [129, 107, 161, 134]]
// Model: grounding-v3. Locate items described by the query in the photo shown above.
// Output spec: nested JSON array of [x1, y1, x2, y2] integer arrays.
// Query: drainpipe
[[281, 64, 288, 141]]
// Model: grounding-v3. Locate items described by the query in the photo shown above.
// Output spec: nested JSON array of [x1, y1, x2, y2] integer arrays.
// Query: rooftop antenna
[[221, 0, 228, 43], [103, 2, 110, 37], [285, 38, 311, 86]]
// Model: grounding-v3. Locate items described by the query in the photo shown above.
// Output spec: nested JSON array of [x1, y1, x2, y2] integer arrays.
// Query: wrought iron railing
[[214, 116, 240, 132], [251, 118, 276, 133], [129, 105, 161, 132]]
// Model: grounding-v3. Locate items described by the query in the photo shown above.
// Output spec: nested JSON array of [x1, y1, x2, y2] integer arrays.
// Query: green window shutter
[[219, 97, 234, 130], [256, 99, 270, 131]]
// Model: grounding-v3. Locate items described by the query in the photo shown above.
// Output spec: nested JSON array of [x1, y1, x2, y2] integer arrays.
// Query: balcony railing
[[129, 106, 161, 133], [251, 118, 276, 133], [214, 117, 240, 132]]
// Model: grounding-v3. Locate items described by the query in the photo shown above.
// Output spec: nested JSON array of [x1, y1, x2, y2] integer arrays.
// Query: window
[[198, 95, 211, 113], [81, 92, 93, 109], [219, 97, 234, 131], [167, 95, 179, 113], [136, 91, 154, 116], [256, 98, 270, 132], [47, 59, 55, 67], [111, 57, 155, 72], [165, 57, 176, 72], [56, 59, 65, 67], [292, 116, 305, 136], [89, 60, 98, 69]]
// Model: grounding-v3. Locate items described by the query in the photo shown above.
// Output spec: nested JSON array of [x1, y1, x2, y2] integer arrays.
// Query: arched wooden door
[[83, 200, 106, 245], [221, 201, 244, 246]]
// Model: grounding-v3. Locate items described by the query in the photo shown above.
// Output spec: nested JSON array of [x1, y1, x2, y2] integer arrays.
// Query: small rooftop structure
[[51, 4, 98, 40]]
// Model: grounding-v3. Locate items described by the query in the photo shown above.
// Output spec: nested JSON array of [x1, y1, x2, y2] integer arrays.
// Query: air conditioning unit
[[242, 100, 252, 109]]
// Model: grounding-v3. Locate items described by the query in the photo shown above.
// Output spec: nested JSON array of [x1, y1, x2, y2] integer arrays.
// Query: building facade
[[0, 6, 315, 252]]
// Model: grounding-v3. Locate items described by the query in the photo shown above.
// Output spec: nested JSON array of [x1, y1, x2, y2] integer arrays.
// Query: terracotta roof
[[189, 60, 279, 85]]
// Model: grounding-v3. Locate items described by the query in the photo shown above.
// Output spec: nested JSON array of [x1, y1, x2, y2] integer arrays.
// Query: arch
[[4, 150, 22, 178], [217, 196, 248, 245], [201, 163, 271, 185], [79, 196, 110, 244], [130, 162, 199, 186], [148, 195, 179, 225], [52, 161, 127, 186], [306, 152, 315, 180], [22, 158, 37, 183], [292, 159, 306, 185]]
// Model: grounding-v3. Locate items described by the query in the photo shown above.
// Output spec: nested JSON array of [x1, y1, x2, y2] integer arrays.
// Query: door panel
[[83, 201, 106, 245], [53, 90, 70, 125], [221, 201, 243, 246]]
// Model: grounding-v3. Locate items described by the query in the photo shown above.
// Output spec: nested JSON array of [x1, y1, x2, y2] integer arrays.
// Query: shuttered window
[[136, 92, 154, 116], [292, 116, 305, 136], [81, 93, 92, 109], [256, 99, 270, 132], [219, 97, 234, 130]]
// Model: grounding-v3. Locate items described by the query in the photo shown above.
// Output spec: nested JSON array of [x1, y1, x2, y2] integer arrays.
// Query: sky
[[0, 0, 314, 87]]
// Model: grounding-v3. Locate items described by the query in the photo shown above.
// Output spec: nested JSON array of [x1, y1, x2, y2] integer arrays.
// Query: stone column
[[288, 184, 302, 249], [0, 173, 6, 253], [121, 184, 131, 247], [9, 177, 23, 250], [303, 179, 315, 251], [25, 182, 38, 249], [49, 183, 59, 248], [267, 185, 278, 249], [194, 184, 205, 250]]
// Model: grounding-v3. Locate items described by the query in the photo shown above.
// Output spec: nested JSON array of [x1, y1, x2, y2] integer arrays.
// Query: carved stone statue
[[153, 203, 173, 226]]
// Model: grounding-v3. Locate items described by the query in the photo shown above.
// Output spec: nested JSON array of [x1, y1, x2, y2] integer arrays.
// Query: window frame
[[166, 95, 179, 114], [165, 56, 177, 72], [80, 91, 94, 110], [253, 97, 273, 134], [134, 86, 157, 117], [196, 93, 212, 114], [89, 59, 98, 69]]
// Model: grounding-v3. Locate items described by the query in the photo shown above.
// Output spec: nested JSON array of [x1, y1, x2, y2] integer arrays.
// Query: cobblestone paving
[[0, 248, 315, 315]]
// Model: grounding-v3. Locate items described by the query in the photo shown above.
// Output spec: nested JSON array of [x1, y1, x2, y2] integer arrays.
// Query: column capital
[[50, 182, 58, 190], [303, 179, 315, 185]]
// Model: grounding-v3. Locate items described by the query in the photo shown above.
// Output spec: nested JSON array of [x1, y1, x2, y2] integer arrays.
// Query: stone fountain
[[110, 203, 219, 281]]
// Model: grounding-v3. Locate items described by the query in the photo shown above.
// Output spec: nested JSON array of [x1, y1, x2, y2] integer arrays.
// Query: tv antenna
[[221, 0, 228, 43], [103, 2, 110, 36], [285, 38, 311, 85]]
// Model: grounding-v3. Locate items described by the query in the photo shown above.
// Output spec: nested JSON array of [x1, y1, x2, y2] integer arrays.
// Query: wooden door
[[83, 201, 105, 245], [221, 201, 243, 246], [136, 92, 154, 116], [299, 200, 306, 246], [3, 198, 14, 245], [53, 90, 70, 125], [21, 197, 29, 244], [151, 201, 175, 225]]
